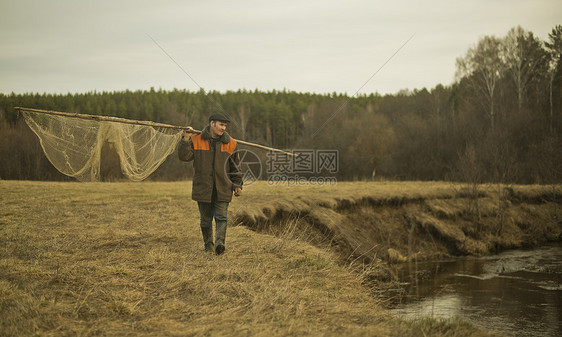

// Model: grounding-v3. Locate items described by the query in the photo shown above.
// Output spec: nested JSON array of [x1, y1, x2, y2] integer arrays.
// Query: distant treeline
[[1, 25, 561, 183]]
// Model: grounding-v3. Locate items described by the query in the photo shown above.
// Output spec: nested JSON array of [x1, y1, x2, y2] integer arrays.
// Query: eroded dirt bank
[[232, 182, 562, 267]]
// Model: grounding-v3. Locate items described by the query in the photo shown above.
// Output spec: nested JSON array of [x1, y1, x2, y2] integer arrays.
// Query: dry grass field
[[2, 180, 558, 336]]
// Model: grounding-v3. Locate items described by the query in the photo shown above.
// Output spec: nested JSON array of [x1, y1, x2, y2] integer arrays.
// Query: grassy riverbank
[[235, 181, 561, 263], [2, 180, 557, 336]]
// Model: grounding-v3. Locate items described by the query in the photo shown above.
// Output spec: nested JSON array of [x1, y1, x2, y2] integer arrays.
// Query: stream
[[389, 242, 562, 337]]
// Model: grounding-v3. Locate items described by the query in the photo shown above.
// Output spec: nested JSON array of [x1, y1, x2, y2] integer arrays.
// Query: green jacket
[[178, 126, 243, 203]]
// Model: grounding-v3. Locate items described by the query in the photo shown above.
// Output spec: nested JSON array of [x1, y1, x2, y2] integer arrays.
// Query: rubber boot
[[214, 203, 228, 255], [201, 226, 214, 252], [215, 220, 226, 255]]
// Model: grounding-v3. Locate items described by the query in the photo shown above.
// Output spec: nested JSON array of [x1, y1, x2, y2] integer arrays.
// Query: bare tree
[[485, 138, 518, 235], [503, 26, 546, 111], [456, 36, 505, 130], [234, 105, 251, 139], [545, 25, 562, 134], [455, 144, 485, 233]]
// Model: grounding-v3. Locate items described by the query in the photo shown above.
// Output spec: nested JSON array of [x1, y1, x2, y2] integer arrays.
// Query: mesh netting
[[23, 111, 183, 182]]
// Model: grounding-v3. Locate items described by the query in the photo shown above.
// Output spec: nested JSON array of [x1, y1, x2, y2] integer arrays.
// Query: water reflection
[[389, 243, 562, 337]]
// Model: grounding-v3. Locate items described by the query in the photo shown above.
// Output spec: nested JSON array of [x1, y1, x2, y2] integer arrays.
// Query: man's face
[[209, 120, 228, 137]]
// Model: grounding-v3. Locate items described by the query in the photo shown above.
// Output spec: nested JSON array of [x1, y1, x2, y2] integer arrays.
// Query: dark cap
[[208, 113, 230, 123]]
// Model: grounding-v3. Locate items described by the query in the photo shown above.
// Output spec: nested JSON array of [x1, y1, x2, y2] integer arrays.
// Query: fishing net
[[23, 111, 183, 182]]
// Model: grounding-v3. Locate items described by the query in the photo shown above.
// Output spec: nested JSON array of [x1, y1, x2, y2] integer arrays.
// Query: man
[[178, 113, 243, 255]]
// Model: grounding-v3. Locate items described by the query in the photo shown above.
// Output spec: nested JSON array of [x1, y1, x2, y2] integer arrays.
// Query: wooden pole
[[15, 107, 297, 157], [16, 107, 200, 132]]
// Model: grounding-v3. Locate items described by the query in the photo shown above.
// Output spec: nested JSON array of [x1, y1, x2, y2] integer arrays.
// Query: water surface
[[389, 242, 562, 337]]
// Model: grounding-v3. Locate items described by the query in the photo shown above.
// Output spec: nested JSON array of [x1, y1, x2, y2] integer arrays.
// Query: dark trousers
[[197, 188, 229, 251]]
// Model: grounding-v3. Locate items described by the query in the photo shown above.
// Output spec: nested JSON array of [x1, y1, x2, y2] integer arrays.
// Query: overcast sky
[[1, 0, 560, 95]]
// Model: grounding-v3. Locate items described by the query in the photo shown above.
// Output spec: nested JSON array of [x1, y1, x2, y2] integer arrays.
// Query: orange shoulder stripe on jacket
[[192, 134, 209, 151], [221, 138, 237, 154]]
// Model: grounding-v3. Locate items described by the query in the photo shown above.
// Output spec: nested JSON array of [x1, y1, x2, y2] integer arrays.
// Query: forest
[[0, 25, 561, 184]]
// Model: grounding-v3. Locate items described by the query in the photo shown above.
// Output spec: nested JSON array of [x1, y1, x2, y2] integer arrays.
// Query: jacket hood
[[201, 125, 231, 144]]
